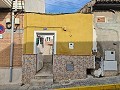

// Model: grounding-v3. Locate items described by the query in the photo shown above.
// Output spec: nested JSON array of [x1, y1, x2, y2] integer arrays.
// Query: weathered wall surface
[[0, 12, 23, 84], [0, 12, 23, 67], [53, 55, 95, 82], [0, 32, 23, 67], [25, 0, 45, 13], [104, 70, 118, 77], [94, 12, 120, 74], [24, 13, 93, 55]]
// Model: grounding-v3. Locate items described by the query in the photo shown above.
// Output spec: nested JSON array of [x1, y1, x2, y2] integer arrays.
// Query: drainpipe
[[9, 0, 18, 82], [9, 11, 15, 82]]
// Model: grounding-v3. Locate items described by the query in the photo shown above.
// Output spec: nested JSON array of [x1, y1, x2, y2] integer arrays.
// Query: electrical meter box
[[105, 51, 115, 60], [69, 43, 74, 49], [104, 61, 117, 70]]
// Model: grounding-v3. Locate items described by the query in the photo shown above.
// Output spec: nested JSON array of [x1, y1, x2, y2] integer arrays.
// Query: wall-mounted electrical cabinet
[[105, 51, 115, 60], [104, 61, 117, 70], [69, 43, 74, 49], [15, 18, 20, 25]]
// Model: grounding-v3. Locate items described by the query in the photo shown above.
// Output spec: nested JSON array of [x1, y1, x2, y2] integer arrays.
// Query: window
[[40, 37, 43, 44], [46, 37, 51, 42]]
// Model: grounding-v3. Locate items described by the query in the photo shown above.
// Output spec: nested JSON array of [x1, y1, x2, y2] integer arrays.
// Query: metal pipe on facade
[[9, 11, 15, 82], [9, 0, 18, 82]]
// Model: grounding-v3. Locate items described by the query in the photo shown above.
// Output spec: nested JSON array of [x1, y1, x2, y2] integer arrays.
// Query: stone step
[[35, 76, 53, 80], [36, 73, 53, 77], [30, 79, 53, 86], [38, 63, 53, 73], [43, 55, 53, 63], [35, 73, 53, 80]]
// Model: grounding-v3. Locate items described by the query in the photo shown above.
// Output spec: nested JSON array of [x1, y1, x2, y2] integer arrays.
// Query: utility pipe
[[9, 0, 18, 82], [9, 11, 15, 82]]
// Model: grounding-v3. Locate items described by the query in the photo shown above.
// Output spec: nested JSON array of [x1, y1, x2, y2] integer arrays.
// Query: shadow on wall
[[0, 12, 11, 27], [22, 40, 118, 84], [97, 41, 118, 59], [25, 41, 94, 55], [0, 12, 24, 67], [0, 31, 23, 85], [24, 40, 118, 56], [0, 32, 23, 67]]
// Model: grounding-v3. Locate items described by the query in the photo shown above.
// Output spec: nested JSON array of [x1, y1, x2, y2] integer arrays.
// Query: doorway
[[34, 31, 56, 74]]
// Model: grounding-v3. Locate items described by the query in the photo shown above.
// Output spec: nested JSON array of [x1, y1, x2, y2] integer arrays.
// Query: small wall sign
[[43, 27, 47, 30], [0, 24, 5, 34]]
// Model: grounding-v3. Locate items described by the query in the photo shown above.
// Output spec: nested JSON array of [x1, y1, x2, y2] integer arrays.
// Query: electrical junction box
[[66, 61, 74, 71], [69, 43, 74, 49], [105, 51, 115, 60], [15, 18, 20, 25], [104, 61, 117, 70]]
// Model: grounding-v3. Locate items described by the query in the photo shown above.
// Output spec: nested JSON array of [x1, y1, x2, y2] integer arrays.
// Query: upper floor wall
[[24, 13, 93, 55], [0, 0, 45, 13], [25, 0, 45, 13]]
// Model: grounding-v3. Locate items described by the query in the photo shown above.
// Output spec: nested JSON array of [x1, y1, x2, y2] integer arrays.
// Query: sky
[[45, 0, 90, 14]]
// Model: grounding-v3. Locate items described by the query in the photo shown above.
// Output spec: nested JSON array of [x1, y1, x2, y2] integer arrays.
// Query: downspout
[[9, 11, 14, 82], [9, 0, 17, 82]]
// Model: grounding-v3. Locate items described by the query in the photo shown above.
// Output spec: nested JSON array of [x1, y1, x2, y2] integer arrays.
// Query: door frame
[[34, 31, 57, 54]]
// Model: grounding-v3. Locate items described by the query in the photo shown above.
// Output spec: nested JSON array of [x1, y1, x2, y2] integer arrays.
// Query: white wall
[[93, 27, 97, 52], [25, 0, 45, 13]]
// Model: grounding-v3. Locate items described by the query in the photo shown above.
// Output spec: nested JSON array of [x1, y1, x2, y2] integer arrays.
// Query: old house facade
[[93, 0, 120, 76], [80, 0, 120, 77], [0, 0, 45, 85], [1, 0, 119, 86], [23, 13, 96, 84]]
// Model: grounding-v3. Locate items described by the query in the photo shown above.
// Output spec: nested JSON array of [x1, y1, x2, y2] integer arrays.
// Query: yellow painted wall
[[24, 13, 93, 55]]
